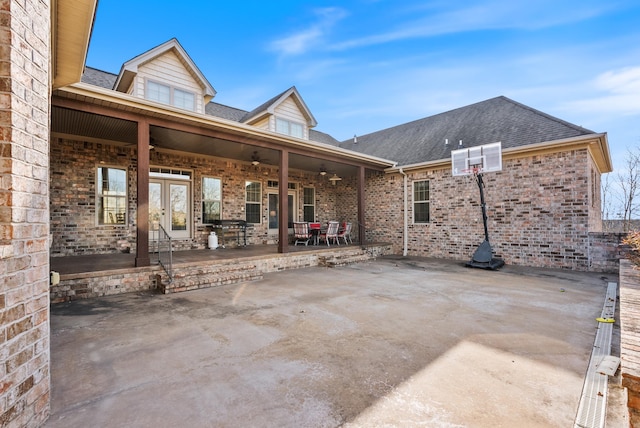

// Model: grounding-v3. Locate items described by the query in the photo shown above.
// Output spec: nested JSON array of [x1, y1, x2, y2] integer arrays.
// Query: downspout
[[398, 167, 408, 256]]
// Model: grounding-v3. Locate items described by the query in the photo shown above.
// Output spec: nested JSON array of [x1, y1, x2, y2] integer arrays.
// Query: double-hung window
[[97, 167, 127, 225], [146, 81, 171, 104], [276, 117, 304, 138], [173, 88, 195, 110], [303, 187, 315, 222], [245, 181, 261, 224], [146, 80, 195, 111], [202, 177, 221, 223], [413, 180, 430, 223]]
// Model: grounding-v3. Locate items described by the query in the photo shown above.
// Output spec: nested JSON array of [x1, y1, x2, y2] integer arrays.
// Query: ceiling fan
[[250, 151, 262, 165]]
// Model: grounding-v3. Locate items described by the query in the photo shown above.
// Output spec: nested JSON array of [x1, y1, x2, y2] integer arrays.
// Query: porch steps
[[158, 262, 263, 294], [51, 243, 393, 302], [318, 247, 373, 267]]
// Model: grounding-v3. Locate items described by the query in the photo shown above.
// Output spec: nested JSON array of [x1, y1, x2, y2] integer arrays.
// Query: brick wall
[[365, 149, 608, 271], [0, 0, 51, 426], [50, 243, 392, 302], [50, 137, 356, 255], [589, 232, 627, 273], [51, 138, 612, 272]]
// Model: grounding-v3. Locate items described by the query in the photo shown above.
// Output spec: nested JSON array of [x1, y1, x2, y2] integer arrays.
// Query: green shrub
[[623, 230, 640, 266]]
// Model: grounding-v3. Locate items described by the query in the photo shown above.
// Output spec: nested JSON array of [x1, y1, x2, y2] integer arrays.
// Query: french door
[[149, 178, 191, 239], [268, 191, 296, 232]]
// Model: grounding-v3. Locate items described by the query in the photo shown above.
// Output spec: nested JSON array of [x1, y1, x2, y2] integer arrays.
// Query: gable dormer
[[113, 38, 215, 114], [242, 87, 317, 140]]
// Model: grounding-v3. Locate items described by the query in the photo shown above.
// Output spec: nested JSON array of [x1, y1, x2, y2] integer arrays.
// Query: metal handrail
[[155, 224, 173, 283], [354, 220, 368, 246]]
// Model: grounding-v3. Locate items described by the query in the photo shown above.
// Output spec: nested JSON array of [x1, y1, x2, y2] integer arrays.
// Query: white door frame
[[267, 190, 297, 235], [149, 178, 191, 239]]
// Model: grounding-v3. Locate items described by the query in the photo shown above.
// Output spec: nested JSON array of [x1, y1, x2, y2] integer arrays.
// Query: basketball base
[[466, 240, 505, 270]]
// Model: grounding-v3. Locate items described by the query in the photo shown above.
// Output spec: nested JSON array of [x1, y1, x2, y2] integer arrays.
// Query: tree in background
[[619, 147, 640, 230], [603, 147, 640, 231], [602, 172, 614, 228]]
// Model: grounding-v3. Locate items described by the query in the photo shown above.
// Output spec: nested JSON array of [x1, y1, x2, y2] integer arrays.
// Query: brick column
[[0, 0, 52, 426]]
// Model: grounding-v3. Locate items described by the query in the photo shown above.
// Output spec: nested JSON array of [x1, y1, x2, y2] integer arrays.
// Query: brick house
[[50, 37, 612, 272], [0, 0, 615, 424], [341, 96, 612, 270], [51, 38, 394, 266]]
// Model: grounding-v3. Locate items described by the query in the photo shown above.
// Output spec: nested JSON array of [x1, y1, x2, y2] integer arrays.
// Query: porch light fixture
[[329, 173, 342, 185], [251, 151, 260, 166], [319, 165, 327, 176]]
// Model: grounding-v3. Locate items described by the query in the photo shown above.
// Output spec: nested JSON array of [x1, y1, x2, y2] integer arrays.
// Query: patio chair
[[319, 221, 340, 246], [337, 222, 352, 244], [293, 222, 312, 246]]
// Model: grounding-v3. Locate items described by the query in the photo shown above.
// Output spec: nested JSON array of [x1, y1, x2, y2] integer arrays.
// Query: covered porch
[[50, 84, 394, 270]]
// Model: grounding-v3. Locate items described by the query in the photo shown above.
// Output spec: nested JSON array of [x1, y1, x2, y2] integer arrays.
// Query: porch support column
[[357, 165, 366, 245], [278, 150, 289, 253], [135, 119, 150, 266]]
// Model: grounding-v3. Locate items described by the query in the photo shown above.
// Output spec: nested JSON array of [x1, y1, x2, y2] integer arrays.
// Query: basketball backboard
[[451, 142, 502, 176]]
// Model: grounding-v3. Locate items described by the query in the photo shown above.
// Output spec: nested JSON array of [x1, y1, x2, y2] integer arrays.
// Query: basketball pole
[[477, 173, 489, 242], [466, 171, 505, 270]]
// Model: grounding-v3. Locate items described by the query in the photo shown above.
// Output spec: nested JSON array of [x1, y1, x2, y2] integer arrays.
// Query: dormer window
[[276, 117, 304, 138], [173, 88, 195, 110], [146, 79, 195, 111]]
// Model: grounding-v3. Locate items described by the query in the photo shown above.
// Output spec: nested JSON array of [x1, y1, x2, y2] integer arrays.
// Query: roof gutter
[[384, 133, 612, 174]]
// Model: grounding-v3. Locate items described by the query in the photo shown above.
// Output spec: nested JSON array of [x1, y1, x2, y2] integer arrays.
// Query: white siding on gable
[[275, 98, 306, 123], [136, 50, 205, 113], [252, 117, 271, 131], [126, 80, 135, 95], [274, 97, 308, 139]]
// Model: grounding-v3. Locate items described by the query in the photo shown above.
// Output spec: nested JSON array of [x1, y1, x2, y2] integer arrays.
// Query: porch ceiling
[[51, 105, 381, 179], [150, 126, 357, 178]]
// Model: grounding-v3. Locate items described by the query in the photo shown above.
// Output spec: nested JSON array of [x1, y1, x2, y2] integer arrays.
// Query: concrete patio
[[46, 256, 621, 427]]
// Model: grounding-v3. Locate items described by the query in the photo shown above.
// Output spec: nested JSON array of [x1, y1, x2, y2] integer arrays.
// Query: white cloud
[[595, 66, 640, 94], [563, 66, 640, 116], [270, 27, 324, 56], [268, 7, 348, 57], [330, 1, 617, 51]]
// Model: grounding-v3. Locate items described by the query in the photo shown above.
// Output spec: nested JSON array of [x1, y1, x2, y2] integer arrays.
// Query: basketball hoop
[[450, 142, 505, 270], [451, 142, 502, 177]]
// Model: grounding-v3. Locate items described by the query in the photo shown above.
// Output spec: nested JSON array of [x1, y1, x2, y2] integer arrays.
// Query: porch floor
[[50, 242, 368, 276]]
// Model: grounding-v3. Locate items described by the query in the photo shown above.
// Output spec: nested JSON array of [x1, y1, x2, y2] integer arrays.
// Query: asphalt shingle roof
[[80, 68, 595, 165], [80, 68, 340, 146], [239, 88, 290, 123], [204, 102, 248, 122], [338, 96, 596, 166], [81, 66, 118, 89]]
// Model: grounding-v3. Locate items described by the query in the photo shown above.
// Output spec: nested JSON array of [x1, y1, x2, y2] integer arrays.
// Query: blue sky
[[86, 1, 639, 180]]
